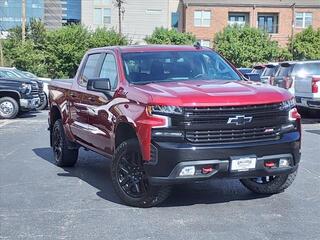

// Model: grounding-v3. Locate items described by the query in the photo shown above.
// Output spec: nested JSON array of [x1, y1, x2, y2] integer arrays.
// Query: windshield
[[121, 50, 241, 84], [0, 70, 22, 79]]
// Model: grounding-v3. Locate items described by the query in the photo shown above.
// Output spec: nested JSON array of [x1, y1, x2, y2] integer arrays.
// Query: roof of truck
[[90, 45, 211, 53]]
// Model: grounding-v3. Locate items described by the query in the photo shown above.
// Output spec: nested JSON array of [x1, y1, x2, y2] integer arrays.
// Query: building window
[[194, 10, 211, 27], [171, 12, 180, 28], [94, 8, 111, 25], [228, 13, 249, 26], [257, 14, 279, 33], [199, 40, 210, 47], [295, 12, 312, 28], [94, 0, 111, 4]]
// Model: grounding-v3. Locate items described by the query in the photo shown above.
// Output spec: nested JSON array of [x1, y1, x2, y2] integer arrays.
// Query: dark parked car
[[0, 77, 40, 119], [252, 64, 266, 76], [260, 63, 279, 84], [237, 68, 252, 75], [272, 62, 296, 93], [0, 67, 46, 110]]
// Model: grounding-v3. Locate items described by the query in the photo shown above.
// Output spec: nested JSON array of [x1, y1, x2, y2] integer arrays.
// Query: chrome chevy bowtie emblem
[[227, 115, 253, 126]]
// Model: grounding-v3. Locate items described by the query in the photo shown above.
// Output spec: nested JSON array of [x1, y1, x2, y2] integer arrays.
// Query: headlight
[[21, 83, 32, 94], [280, 98, 295, 110], [147, 105, 183, 115]]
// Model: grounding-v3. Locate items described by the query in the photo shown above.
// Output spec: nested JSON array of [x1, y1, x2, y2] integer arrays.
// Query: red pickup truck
[[48, 45, 301, 207]]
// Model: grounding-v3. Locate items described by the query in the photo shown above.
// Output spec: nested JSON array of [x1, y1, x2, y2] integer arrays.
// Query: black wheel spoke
[[117, 149, 148, 198], [119, 176, 130, 186]]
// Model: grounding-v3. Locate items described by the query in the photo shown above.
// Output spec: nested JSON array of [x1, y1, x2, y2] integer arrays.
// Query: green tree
[[45, 24, 91, 78], [88, 28, 128, 48], [3, 20, 47, 76], [289, 27, 320, 60], [145, 27, 196, 45], [3, 22, 129, 79], [213, 25, 281, 67]]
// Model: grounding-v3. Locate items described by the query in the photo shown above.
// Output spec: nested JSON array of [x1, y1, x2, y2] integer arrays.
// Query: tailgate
[[294, 76, 312, 94]]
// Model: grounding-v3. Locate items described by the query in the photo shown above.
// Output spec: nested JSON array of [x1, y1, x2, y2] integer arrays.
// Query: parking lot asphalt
[[0, 111, 320, 240]]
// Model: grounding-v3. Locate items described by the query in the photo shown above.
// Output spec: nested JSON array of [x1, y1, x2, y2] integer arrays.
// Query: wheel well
[[50, 106, 61, 127], [115, 123, 137, 148], [0, 91, 20, 104]]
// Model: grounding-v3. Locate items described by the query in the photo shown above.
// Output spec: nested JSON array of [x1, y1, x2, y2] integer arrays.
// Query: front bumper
[[144, 131, 301, 185], [20, 97, 40, 110]]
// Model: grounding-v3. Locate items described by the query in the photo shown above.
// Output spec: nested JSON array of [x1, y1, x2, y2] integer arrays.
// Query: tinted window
[[263, 66, 277, 76], [276, 65, 293, 77], [0, 70, 21, 79], [79, 54, 102, 87], [292, 63, 320, 76], [100, 54, 118, 89], [252, 68, 264, 76], [121, 51, 241, 84]]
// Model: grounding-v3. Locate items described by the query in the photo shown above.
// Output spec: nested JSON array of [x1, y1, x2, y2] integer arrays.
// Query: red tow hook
[[264, 161, 276, 168], [201, 166, 213, 174]]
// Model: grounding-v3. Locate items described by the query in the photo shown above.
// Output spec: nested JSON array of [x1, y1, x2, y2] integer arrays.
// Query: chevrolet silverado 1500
[[48, 45, 301, 207]]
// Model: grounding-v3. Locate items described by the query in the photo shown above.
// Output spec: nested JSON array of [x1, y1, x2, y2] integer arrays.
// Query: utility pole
[[291, 3, 296, 55], [114, 0, 125, 35], [22, 0, 26, 42], [0, 38, 4, 67]]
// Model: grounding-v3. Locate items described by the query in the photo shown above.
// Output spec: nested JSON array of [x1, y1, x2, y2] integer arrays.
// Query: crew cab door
[[81, 52, 118, 155], [70, 52, 105, 146]]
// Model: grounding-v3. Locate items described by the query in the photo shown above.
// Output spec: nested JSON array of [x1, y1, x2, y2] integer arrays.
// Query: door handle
[[70, 93, 76, 98], [88, 97, 95, 102]]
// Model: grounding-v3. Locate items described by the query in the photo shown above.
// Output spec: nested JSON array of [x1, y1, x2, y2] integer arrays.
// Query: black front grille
[[186, 126, 281, 144], [31, 82, 39, 98], [170, 103, 289, 144]]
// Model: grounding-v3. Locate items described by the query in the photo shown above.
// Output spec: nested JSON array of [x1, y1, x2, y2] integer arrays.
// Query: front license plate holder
[[230, 156, 257, 172]]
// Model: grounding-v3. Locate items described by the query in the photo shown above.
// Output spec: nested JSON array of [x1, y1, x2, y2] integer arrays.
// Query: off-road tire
[[52, 119, 78, 167], [111, 138, 171, 207], [0, 97, 19, 119], [240, 168, 298, 194]]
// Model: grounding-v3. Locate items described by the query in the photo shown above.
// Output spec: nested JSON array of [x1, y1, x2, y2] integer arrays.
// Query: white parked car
[[294, 61, 320, 111]]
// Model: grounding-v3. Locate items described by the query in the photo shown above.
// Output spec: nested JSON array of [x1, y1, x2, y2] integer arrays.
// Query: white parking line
[[0, 120, 17, 128]]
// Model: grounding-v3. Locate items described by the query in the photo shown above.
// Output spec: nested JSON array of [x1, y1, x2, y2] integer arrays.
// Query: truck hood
[[132, 80, 292, 107], [0, 77, 32, 84]]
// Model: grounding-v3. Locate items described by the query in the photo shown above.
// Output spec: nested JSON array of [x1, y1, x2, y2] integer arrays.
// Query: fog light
[[279, 159, 289, 167], [179, 166, 195, 176]]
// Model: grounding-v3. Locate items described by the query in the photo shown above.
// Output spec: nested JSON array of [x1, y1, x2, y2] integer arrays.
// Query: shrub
[[145, 27, 196, 45], [289, 27, 320, 60], [213, 25, 281, 67]]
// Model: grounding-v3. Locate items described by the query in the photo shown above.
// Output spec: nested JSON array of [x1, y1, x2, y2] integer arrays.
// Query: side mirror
[[244, 73, 261, 82], [87, 78, 111, 93]]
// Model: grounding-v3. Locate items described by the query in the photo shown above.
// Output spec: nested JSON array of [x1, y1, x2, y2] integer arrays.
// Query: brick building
[[181, 0, 320, 47]]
